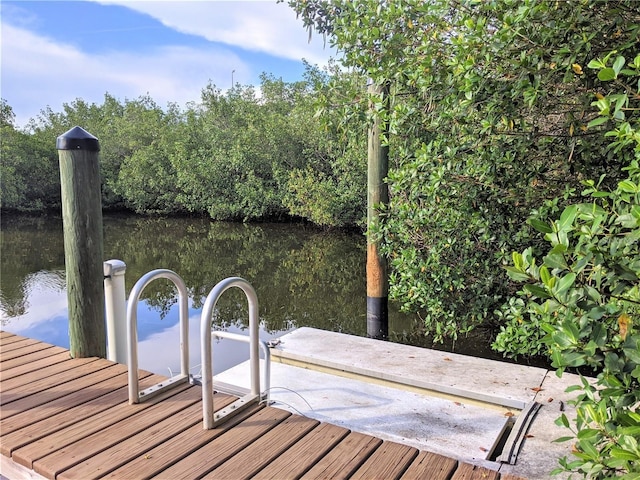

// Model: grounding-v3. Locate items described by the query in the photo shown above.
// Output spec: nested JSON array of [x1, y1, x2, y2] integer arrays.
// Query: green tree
[[288, 0, 640, 339], [172, 82, 279, 220], [0, 100, 26, 209], [1, 99, 60, 211], [173, 74, 330, 221], [496, 52, 640, 478], [113, 98, 184, 213], [1, 67, 368, 225], [283, 63, 369, 227], [21, 95, 128, 210]]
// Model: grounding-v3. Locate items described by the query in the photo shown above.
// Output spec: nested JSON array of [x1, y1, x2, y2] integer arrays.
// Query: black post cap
[[56, 126, 100, 151]]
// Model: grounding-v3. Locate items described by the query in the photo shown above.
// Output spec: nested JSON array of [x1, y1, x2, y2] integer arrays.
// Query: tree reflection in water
[[1, 214, 519, 372]]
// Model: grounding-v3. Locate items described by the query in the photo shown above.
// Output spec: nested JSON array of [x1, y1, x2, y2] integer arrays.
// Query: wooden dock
[[0, 331, 525, 479]]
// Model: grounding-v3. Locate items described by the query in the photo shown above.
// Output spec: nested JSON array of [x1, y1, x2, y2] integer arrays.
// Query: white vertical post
[[104, 259, 127, 364]]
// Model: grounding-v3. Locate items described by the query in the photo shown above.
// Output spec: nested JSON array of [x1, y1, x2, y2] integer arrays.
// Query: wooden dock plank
[[0, 350, 71, 379], [350, 440, 419, 480], [203, 414, 320, 479], [0, 332, 526, 480], [0, 357, 103, 404], [103, 403, 265, 480], [452, 462, 500, 480], [153, 407, 292, 480], [0, 363, 127, 420], [0, 355, 97, 394], [0, 345, 67, 371], [0, 371, 158, 457], [300, 431, 383, 480], [10, 378, 192, 470], [30, 385, 202, 478], [399, 451, 458, 479], [57, 392, 235, 480], [0, 340, 54, 360], [1, 349, 96, 384], [0, 336, 41, 350], [0, 333, 29, 347], [252, 422, 351, 480]]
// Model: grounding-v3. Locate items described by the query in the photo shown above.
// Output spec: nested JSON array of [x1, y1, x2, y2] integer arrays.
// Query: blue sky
[[1, 0, 337, 128]]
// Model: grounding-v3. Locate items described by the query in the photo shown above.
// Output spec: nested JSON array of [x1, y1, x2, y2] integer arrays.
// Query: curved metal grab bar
[[212, 330, 271, 402], [201, 277, 261, 429], [127, 269, 189, 404]]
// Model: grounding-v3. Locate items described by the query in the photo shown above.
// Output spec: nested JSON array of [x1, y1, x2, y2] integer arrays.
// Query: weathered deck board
[[0, 338, 54, 359], [14, 380, 194, 471], [33, 385, 202, 478], [0, 332, 526, 479], [0, 334, 39, 348], [103, 403, 263, 479], [202, 414, 320, 479], [56, 393, 235, 480], [156, 407, 293, 479], [1, 362, 128, 418], [0, 350, 72, 380], [399, 451, 458, 479], [451, 462, 501, 480], [251, 422, 351, 480], [0, 370, 155, 450], [350, 440, 419, 480], [0, 344, 68, 371], [300, 431, 384, 479], [0, 357, 102, 402]]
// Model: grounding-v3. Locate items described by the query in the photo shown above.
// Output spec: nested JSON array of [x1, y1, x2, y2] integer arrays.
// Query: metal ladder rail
[[210, 330, 271, 418], [201, 277, 266, 429], [127, 269, 190, 404]]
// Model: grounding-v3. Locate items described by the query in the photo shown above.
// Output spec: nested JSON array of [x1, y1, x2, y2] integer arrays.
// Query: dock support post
[[57, 126, 106, 358], [366, 81, 389, 340], [104, 259, 127, 363]]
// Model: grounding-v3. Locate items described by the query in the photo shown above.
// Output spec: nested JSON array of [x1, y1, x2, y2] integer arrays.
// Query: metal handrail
[[200, 277, 264, 429], [212, 330, 271, 402], [127, 269, 189, 404]]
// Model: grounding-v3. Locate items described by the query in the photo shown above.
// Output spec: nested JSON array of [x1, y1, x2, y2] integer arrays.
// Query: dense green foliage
[[289, 0, 639, 340], [4, 2, 639, 472], [1, 69, 366, 226], [496, 54, 640, 478], [1, 100, 61, 211], [3, 1, 639, 347], [287, 3, 640, 473]]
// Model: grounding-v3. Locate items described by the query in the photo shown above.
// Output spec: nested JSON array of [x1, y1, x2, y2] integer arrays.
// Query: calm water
[[0, 214, 508, 375]]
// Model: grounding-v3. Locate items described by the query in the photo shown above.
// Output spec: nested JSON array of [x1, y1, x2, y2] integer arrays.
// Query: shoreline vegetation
[[4, 1, 639, 473], [2, 1, 637, 357]]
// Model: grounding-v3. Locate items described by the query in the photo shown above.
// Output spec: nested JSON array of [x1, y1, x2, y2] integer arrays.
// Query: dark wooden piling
[[57, 126, 105, 358], [366, 82, 390, 340]]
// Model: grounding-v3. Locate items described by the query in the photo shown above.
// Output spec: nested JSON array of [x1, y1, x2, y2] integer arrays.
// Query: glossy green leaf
[[587, 116, 609, 128], [524, 284, 551, 298], [529, 218, 553, 233], [555, 273, 577, 295], [598, 68, 616, 81]]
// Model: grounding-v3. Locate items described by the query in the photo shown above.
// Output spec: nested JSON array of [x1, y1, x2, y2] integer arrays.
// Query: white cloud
[[95, 0, 334, 65], [1, 1, 336, 129], [1, 22, 246, 127]]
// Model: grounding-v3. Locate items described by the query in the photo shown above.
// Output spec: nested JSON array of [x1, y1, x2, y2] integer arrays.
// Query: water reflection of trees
[[103, 216, 370, 334], [0, 215, 65, 324], [2, 214, 380, 336]]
